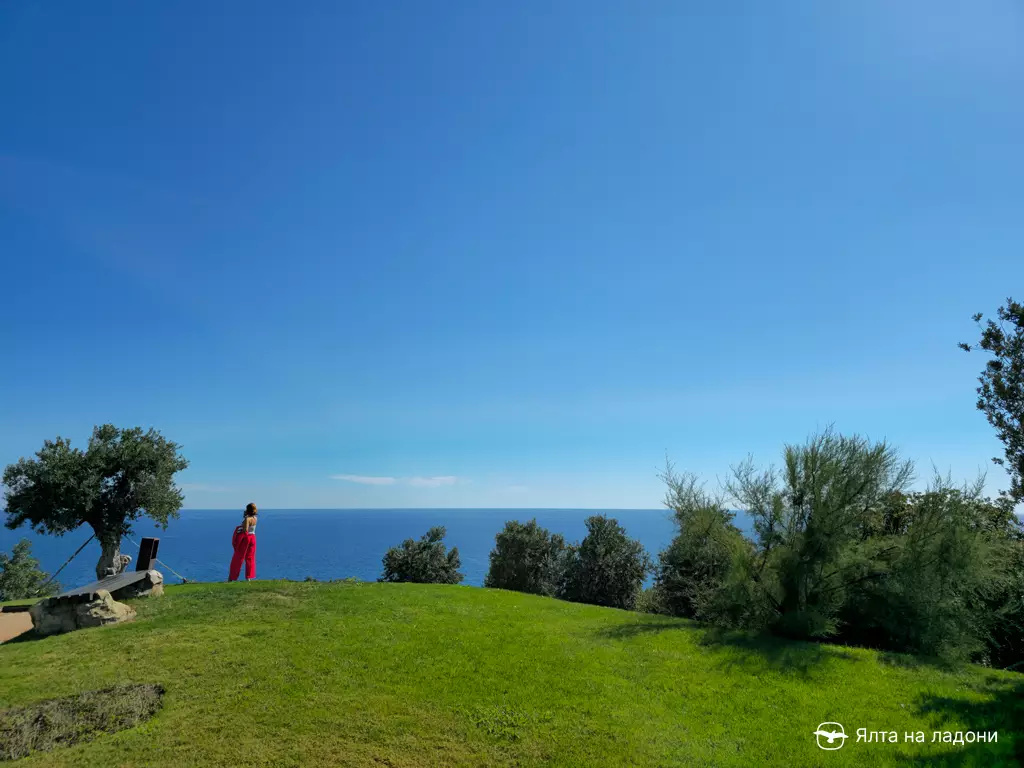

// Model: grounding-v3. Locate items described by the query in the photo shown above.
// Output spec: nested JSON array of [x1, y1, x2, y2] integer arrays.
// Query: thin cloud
[[407, 476, 459, 488], [330, 475, 398, 486], [330, 474, 463, 488]]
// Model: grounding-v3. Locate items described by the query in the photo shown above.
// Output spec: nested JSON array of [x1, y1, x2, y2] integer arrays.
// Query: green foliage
[[2, 425, 189, 544], [726, 428, 915, 639], [655, 465, 750, 623], [3, 425, 188, 579], [484, 518, 566, 596], [837, 478, 1021, 662], [0, 539, 58, 601], [379, 526, 465, 585], [661, 429, 1024, 667], [979, 505, 1024, 670], [960, 298, 1024, 502], [558, 515, 652, 610], [633, 586, 666, 615]]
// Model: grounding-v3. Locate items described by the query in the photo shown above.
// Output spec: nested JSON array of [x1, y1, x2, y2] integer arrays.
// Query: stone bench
[[30, 571, 164, 637], [55, 569, 164, 601]]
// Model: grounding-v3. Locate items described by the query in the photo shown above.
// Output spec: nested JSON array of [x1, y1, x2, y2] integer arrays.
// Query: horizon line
[[180, 506, 670, 512]]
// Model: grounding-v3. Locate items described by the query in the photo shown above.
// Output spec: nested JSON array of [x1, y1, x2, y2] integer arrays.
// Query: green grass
[[0, 580, 1021, 767], [0, 599, 37, 608]]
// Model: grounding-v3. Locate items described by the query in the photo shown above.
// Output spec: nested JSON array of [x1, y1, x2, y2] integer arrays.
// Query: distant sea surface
[[0, 509, 756, 592]]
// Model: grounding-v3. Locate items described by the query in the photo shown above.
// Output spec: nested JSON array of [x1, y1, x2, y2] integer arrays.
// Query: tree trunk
[[95, 535, 123, 581]]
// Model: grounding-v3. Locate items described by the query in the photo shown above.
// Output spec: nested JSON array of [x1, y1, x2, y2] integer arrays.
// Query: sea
[[0, 508, 755, 592]]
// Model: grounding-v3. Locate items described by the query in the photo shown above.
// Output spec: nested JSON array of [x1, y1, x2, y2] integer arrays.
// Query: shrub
[[663, 429, 1024, 665], [0, 539, 58, 601], [634, 586, 667, 615], [988, 532, 1024, 670], [838, 480, 1024, 663], [726, 428, 915, 639], [655, 467, 749, 622], [558, 515, 652, 610], [484, 519, 566, 596], [379, 527, 464, 585]]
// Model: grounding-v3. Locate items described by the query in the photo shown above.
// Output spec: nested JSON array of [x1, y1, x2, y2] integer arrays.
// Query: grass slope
[[0, 581, 1021, 767]]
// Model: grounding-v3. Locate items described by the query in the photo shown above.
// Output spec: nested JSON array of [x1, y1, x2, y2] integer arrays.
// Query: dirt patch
[[0, 614, 32, 644], [0, 683, 164, 761]]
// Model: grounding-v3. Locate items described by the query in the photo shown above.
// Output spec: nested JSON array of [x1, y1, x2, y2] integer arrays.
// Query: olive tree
[[2, 425, 189, 580]]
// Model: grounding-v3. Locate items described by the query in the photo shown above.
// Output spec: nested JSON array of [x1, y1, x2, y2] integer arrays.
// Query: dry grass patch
[[0, 683, 164, 761]]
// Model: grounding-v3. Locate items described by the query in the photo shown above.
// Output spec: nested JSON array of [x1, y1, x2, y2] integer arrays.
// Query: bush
[[558, 515, 652, 610], [634, 586, 667, 615], [656, 467, 750, 622], [838, 481, 1024, 664], [988, 531, 1024, 670], [0, 539, 58, 601], [379, 527, 465, 585], [484, 519, 566, 596], [662, 429, 1024, 665], [726, 428, 916, 639]]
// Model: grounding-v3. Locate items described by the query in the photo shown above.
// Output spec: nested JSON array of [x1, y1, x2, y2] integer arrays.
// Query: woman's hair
[[244, 503, 258, 517]]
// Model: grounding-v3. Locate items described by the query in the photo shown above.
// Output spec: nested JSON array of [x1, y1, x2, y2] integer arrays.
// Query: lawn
[[0, 580, 1021, 767]]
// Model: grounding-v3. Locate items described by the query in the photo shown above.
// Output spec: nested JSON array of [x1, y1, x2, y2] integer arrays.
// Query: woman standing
[[229, 503, 258, 581]]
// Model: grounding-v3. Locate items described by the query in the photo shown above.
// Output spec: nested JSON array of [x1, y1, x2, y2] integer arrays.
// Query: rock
[[75, 590, 136, 629], [29, 590, 137, 637], [29, 598, 78, 636], [113, 570, 164, 600]]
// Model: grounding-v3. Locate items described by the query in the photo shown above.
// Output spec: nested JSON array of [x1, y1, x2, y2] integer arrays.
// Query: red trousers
[[229, 531, 256, 581]]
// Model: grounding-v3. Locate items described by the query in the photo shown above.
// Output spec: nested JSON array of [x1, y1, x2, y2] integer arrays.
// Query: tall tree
[[3, 425, 189, 580], [959, 298, 1024, 503]]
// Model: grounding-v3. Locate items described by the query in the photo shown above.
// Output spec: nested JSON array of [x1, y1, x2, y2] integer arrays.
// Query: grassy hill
[[1, 580, 1021, 767]]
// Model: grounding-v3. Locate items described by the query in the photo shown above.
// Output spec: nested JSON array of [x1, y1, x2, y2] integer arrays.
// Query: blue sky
[[1, 1, 1022, 510]]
